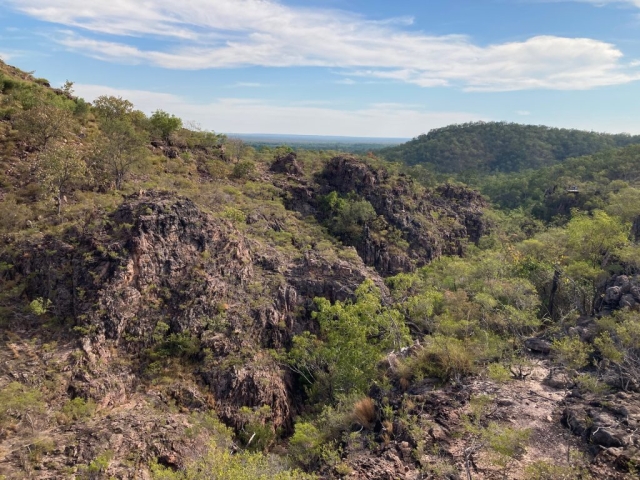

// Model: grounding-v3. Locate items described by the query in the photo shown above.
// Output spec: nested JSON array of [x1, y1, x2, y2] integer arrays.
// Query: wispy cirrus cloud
[[569, 0, 640, 7], [2, 0, 640, 91]]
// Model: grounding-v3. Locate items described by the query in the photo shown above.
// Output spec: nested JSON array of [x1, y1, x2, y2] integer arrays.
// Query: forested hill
[[380, 121, 640, 173]]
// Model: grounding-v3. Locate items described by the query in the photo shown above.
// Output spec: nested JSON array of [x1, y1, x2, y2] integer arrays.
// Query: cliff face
[[0, 191, 385, 477], [281, 155, 488, 275], [12, 191, 385, 419]]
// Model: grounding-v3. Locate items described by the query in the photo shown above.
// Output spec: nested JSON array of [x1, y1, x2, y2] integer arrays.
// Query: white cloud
[[335, 78, 356, 85], [2, 0, 639, 91], [0, 51, 11, 61], [569, 0, 640, 7], [229, 82, 266, 88], [517, 110, 532, 116], [72, 83, 486, 137]]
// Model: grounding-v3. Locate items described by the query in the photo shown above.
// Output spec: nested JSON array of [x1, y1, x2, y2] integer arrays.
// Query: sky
[[1, 0, 640, 138]]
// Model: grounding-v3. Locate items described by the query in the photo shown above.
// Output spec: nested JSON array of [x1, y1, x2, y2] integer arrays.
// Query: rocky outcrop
[[272, 156, 488, 275], [562, 392, 640, 470], [320, 156, 488, 274], [270, 152, 304, 176], [600, 275, 640, 312], [524, 337, 552, 354], [4, 191, 385, 435]]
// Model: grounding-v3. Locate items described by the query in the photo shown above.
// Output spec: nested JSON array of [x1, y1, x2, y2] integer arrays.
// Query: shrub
[[594, 332, 624, 364], [150, 110, 182, 141], [575, 373, 609, 394], [221, 206, 247, 224], [28, 436, 56, 463], [487, 363, 512, 383], [485, 424, 531, 460], [405, 335, 477, 383], [13, 103, 73, 149], [238, 405, 275, 451], [287, 280, 410, 402], [551, 337, 593, 370], [352, 397, 376, 429], [232, 160, 256, 179], [28, 297, 51, 316], [288, 422, 323, 469], [80, 450, 114, 479], [525, 458, 591, 479], [151, 442, 315, 480], [59, 397, 97, 424], [0, 382, 45, 426]]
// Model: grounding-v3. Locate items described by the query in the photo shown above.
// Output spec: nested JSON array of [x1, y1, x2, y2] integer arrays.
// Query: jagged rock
[[605, 286, 623, 305], [318, 156, 488, 275], [591, 428, 626, 448], [270, 152, 303, 176], [600, 274, 640, 312], [525, 337, 552, 354], [614, 275, 631, 292], [5, 190, 386, 436], [620, 294, 636, 309], [562, 391, 640, 472]]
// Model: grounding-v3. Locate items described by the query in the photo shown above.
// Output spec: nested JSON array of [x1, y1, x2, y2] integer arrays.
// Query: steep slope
[[0, 191, 385, 477]]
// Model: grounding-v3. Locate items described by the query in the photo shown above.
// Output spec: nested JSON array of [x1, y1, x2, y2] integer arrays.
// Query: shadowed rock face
[[319, 156, 488, 275], [6, 191, 385, 434], [600, 274, 640, 312], [270, 152, 304, 176], [0, 156, 490, 477]]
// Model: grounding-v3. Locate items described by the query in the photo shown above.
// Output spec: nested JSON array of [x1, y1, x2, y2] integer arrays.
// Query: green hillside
[[381, 121, 640, 173]]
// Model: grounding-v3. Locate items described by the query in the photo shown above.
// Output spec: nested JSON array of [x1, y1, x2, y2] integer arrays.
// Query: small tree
[[14, 103, 73, 150], [149, 109, 182, 141], [90, 118, 147, 190], [38, 142, 86, 215], [89, 95, 148, 190], [288, 280, 410, 401], [92, 95, 134, 121], [225, 137, 246, 162]]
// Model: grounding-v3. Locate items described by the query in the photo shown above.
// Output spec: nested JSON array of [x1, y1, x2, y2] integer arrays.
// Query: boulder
[[524, 337, 552, 354]]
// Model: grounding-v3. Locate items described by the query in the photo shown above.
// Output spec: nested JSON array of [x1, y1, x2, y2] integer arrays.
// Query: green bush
[[28, 297, 51, 316], [150, 110, 182, 141], [151, 442, 315, 480], [287, 280, 410, 402], [59, 397, 97, 424], [404, 335, 478, 383], [487, 363, 512, 383], [232, 160, 257, 179], [238, 405, 275, 451], [289, 422, 323, 469], [551, 337, 593, 370], [28, 436, 56, 463], [0, 382, 45, 426]]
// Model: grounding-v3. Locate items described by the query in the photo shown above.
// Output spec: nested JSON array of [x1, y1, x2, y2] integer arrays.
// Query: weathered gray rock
[[524, 337, 552, 354]]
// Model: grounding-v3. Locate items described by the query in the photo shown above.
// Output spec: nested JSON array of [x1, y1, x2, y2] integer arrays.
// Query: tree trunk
[[549, 267, 561, 319]]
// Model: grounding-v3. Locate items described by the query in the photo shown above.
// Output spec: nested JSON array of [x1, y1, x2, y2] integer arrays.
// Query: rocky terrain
[[1, 59, 639, 479]]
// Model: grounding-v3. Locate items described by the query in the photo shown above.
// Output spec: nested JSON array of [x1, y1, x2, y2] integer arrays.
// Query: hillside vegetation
[[381, 121, 640, 173], [1, 59, 640, 480]]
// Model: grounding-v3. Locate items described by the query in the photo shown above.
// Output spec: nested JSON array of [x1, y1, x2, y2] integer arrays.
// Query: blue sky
[[1, 0, 640, 137]]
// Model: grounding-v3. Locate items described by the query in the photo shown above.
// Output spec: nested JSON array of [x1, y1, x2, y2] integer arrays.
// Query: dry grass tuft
[[352, 397, 376, 429]]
